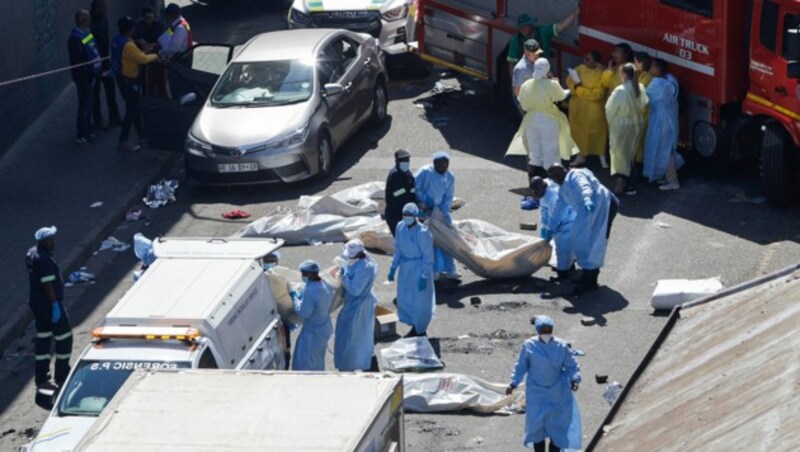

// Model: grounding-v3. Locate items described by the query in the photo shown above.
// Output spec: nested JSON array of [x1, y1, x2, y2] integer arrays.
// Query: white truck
[[75, 369, 405, 451], [24, 237, 290, 452]]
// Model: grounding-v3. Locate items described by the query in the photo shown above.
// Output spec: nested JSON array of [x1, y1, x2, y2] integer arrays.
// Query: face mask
[[263, 263, 276, 272], [398, 162, 410, 173], [302, 276, 310, 284], [539, 334, 553, 343], [403, 216, 415, 226], [347, 257, 360, 266]]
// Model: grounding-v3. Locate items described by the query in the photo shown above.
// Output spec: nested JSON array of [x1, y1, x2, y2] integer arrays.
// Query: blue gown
[[540, 181, 576, 271], [556, 168, 617, 270], [510, 337, 582, 449], [643, 74, 679, 182], [334, 258, 378, 371], [391, 221, 436, 333], [414, 164, 457, 274], [292, 280, 333, 371]]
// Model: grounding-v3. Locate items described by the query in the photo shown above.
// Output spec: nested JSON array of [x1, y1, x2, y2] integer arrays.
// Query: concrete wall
[[0, 0, 162, 154]]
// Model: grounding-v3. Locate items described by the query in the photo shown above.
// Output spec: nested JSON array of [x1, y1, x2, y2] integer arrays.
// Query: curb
[[0, 153, 179, 353]]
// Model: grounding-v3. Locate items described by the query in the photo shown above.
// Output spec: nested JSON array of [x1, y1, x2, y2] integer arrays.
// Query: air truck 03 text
[[23, 238, 290, 452], [415, 0, 800, 203]]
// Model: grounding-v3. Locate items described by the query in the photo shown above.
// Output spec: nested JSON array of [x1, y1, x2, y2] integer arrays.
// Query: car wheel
[[370, 82, 388, 126], [317, 131, 332, 179]]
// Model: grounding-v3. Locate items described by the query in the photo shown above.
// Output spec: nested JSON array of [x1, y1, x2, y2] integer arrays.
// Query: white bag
[[650, 277, 724, 310], [378, 337, 444, 372], [403, 373, 525, 415]]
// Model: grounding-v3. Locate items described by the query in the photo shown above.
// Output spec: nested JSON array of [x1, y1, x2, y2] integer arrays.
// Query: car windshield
[[57, 360, 191, 417], [210, 60, 314, 107]]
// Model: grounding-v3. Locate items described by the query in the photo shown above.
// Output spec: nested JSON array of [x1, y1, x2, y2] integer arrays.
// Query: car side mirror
[[323, 83, 344, 97], [180, 92, 198, 106], [785, 29, 800, 60], [789, 61, 800, 79]]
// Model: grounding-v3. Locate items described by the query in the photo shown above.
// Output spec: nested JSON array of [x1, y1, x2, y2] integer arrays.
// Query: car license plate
[[218, 163, 258, 173]]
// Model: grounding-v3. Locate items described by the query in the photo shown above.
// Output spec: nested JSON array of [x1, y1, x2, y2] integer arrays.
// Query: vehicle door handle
[[364, 57, 372, 65], [344, 82, 353, 91], [775, 86, 789, 96]]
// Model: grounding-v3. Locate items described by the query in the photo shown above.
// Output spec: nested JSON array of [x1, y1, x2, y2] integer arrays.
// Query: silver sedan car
[[141, 29, 388, 184]]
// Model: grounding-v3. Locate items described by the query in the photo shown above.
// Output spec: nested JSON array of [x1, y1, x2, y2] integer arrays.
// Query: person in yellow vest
[[567, 51, 609, 168], [633, 52, 655, 171], [159, 3, 193, 58], [601, 43, 634, 93], [506, 58, 579, 181], [605, 63, 648, 196]]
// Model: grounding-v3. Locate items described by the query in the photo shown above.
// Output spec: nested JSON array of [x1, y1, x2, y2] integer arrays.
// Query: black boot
[[550, 264, 576, 283], [574, 269, 600, 294], [405, 327, 418, 338]]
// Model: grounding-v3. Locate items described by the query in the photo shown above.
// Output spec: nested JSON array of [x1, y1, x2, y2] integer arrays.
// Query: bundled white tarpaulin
[[650, 277, 724, 310], [345, 222, 395, 255], [379, 337, 445, 372], [265, 266, 345, 325], [403, 373, 526, 415], [426, 209, 552, 279]]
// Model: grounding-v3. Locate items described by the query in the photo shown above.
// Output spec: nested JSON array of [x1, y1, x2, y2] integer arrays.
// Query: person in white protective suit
[[547, 164, 619, 294], [529, 177, 576, 283], [388, 203, 435, 337], [415, 151, 460, 281], [506, 315, 582, 452], [334, 239, 379, 372], [291, 260, 333, 371]]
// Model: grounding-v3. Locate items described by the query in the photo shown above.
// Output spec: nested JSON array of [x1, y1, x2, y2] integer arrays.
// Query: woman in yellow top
[[601, 43, 634, 92], [634, 52, 655, 167], [605, 63, 648, 195], [506, 58, 578, 180], [567, 51, 608, 168]]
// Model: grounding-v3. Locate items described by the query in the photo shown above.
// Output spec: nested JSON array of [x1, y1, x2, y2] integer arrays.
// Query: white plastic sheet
[[403, 373, 525, 415], [379, 337, 444, 372], [650, 277, 724, 310], [265, 265, 344, 325]]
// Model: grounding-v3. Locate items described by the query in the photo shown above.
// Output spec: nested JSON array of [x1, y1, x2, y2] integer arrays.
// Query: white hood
[[29, 416, 97, 452], [293, 0, 397, 13], [192, 102, 312, 149]]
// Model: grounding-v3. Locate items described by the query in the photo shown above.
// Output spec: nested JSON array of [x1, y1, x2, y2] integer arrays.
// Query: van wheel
[[370, 82, 388, 126], [316, 131, 332, 179], [760, 122, 795, 205]]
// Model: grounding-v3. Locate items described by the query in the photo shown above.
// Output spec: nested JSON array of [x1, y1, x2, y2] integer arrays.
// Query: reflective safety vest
[[71, 27, 102, 73], [168, 17, 194, 50]]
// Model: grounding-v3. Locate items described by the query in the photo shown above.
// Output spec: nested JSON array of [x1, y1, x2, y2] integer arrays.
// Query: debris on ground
[[519, 222, 538, 231], [581, 317, 597, 326], [125, 209, 143, 222], [457, 334, 470, 340], [483, 301, 528, 312], [470, 297, 482, 306], [2, 429, 15, 437], [520, 196, 539, 210], [89, 201, 103, 208], [650, 277, 724, 310], [511, 284, 524, 293], [473, 437, 485, 444], [595, 374, 609, 384], [603, 381, 624, 405], [98, 236, 130, 253], [571, 348, 586, 356], [728, 191, 768, 204], [67, 271, 95, 284], [431, 81, 457, 94], [222, 210, 251, 219], [143, 179, 178, 209], [655, 221, 672, 229]]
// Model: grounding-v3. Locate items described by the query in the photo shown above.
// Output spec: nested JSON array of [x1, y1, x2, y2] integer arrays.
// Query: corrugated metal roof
[[590, 266, 800, 450]]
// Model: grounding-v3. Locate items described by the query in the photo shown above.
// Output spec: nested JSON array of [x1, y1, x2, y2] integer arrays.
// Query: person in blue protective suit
[[530, 177, 576, 283], [506, 315, 582, 452], [334, 239, 379, 372], [388, 203, 435, 337], [644, 58, 682, 190], [547, 164, 619, 294], [291, 260, 333, 371], [415, 151, 459, 281]]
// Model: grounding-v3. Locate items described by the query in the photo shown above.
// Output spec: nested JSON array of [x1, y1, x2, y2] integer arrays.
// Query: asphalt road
[[2, 1, 800, 450]]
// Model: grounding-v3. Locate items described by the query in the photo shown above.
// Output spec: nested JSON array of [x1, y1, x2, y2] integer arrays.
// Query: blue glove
[[426, 197, 436, 210], [418, 277, 427, 291], [584, 198, 595, 212], [541, 227, 553, 241], [443, 212, 453, 225], [51, 302, 62, 324], [388, 268, 396, 282]]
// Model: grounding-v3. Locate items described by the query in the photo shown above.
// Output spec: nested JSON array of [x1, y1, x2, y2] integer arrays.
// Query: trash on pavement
[[603, 381, 624, 406], [403, 373, 525, 415], [99, 236, 130, 253], [125, 209, 143, 222], [581, 317, 597, 326], [571, 348, 586, 356], [432, 81, 457, 94], [67, 271, 95, 284], [143, 179, 178, 209], [470, 297, 481, 306], [89, 201, 103, 208], [379, 337, 444, 372], [519, 222, 538, 231], [374, 305, 398, 339], [655, 221, 672, 229], [595, 374, 609, 384], [222, 210, 251, 219], [650, 277, 724, 310], [520, 196, 539, 210], [264, 266, 344, 325]]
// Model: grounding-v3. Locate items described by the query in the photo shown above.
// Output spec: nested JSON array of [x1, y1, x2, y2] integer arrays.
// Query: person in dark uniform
[[90, 0, 122, 129], [26, 226, 73, 391], [384, 149, 417, 236]]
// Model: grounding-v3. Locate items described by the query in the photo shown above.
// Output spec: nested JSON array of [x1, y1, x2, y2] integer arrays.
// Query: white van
[[24, 238, 289, 452]]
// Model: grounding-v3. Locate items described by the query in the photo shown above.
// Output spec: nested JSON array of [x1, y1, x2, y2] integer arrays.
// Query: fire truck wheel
[[760, 122, 796, 205]]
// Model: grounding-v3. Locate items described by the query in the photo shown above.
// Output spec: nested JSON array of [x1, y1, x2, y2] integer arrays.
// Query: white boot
[[599, 155, 609, 169]]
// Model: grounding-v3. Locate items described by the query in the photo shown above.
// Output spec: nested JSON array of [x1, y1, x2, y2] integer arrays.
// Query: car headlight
[[186, 134, 213, 157], [381, 4, 408, 21], [290, 8, 311, 25], [248, 125, 310, 154]]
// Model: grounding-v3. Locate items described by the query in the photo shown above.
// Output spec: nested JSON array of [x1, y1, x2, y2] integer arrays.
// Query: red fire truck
[[415, 0, 800, 203]]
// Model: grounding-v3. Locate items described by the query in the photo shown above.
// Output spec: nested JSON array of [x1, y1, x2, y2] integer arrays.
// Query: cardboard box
[[374, 305, 398, 339]]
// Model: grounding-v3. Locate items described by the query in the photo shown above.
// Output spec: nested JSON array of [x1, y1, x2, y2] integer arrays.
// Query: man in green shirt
[[507, 9, 580, 75]]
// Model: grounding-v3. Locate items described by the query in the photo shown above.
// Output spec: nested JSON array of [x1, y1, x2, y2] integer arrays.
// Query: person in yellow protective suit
[[506, 58, 579, 181], [605, 63, 648, 196], [633, 52, 654, 169], [567, 50, 608, 168], [601, 43, 634, 93]]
